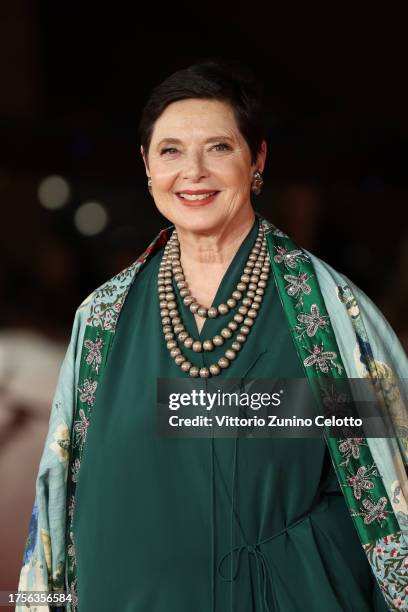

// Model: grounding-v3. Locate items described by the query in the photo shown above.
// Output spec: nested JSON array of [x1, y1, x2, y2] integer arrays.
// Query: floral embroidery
[[393, 597, 405, 609], [345, 464, 379, 500], [320, 384, 350, 416], [68, 495, 76, 519], [84, 335, 104, 373], [78, 378, 97, 406], [338, 437, 366, 466], [294, 303, 329, 340], [303, 343, 343, 374], [73, 409, 90, 449], [364, 532, 408, 609], [49, 423, 70, 464], [273, 246, 308, 269], [69, 578, 78, 611], [284, 272, 312, 308], [71, 458, 81, 483], [352, 495, 389, 527], [67, 542, 76, 566]]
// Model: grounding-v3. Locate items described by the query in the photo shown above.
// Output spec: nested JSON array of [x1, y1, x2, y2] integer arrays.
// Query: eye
[[160, 147, 178, 156], [212, 143, 231, 151]]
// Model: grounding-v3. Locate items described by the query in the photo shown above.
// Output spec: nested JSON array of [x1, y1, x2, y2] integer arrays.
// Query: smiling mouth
[[176, 191, 219, 201]]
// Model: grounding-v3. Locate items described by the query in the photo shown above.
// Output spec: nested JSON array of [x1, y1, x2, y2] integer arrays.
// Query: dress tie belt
[[217, 498, 329, 612]]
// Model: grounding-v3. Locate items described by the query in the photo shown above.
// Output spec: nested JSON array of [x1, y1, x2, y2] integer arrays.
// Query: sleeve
[[16, 304, 87, 612], [345, 276, 408, 465]]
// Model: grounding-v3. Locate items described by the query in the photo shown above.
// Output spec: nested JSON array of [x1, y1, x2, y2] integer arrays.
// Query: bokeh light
[[38, 175, 71, 210], [74, 201, 108, 236]]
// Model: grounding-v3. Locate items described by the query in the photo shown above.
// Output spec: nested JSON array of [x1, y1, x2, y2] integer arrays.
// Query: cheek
[[152, 167, 178, 191], [219, 162, 251, 189]]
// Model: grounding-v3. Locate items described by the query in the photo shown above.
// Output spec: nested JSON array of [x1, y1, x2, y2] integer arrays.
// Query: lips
[[176, 190, 219, 200], [175, 190, 220, 204]]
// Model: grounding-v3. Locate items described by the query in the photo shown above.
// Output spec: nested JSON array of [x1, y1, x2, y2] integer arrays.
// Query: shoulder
[[76, 225, 171, 331], [304, 248, 378, 317], [75, 259, 143, 332], [305, 248, 408, 375]]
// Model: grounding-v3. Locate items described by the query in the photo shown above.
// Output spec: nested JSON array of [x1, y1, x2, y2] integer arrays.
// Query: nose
[[182, 151, 208, 181]]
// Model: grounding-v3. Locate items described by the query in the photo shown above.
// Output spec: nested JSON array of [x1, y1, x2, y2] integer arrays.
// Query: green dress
[[74, 219, 388, 611]]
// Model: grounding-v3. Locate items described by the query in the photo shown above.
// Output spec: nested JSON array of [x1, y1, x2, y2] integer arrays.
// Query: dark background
[[1, 2, 408, 343], [1, 0, 408, 594]]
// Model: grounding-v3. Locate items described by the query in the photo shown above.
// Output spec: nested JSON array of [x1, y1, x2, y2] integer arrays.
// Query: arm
[[16, 302, 88, 612]]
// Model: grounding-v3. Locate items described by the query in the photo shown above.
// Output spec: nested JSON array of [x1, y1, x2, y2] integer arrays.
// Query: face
[[141, 98, 266, 234]]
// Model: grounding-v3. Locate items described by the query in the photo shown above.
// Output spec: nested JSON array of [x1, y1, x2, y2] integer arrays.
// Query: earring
[[147, 177, 153, 196], [251, 170, 263, 195]]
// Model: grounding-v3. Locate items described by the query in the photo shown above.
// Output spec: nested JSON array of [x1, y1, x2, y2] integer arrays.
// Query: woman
[[18, 61, 408, 611]]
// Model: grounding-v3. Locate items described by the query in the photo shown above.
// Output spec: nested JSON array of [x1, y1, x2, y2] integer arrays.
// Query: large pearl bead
[[209, 363, 221, 376], [181, 361, 191, 372], [218, 357, 230, 369], [203, 340, 214, 351], [213, 335, 224, 347], [220, 328, 232, 339], [192, 341, 202, 352]]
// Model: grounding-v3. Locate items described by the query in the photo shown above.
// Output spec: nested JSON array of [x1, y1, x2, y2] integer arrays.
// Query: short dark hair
[[139, 60, 265, 164]]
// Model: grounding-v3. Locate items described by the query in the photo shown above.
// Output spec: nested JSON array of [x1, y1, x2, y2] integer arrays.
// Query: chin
[[172, 206, 229, 235]]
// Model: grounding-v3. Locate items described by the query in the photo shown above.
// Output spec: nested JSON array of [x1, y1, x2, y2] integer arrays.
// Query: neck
[[174, 206, 256, 266]]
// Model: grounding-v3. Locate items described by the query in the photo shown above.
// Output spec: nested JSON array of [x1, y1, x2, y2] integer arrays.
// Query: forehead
[[150, 98, 241, 141]]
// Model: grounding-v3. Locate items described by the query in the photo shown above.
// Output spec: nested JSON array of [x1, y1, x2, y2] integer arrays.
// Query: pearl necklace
[[158, 225, 270, 377]]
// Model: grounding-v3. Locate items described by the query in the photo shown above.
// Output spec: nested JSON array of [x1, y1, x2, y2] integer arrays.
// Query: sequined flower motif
[[68, 495, 76, 519], [392, 597, 405, 609], [68, 542, 76, 566], [338, 437, 366, 466], [346, 464, 378, 500], [352, 495, 389, 527], [68, 579, 78, 611], [71, 458, 81, 483], [74, 408, 90, 449], [303, 344, 343, 374], [295, 303, 329, 340], [284, 272, 312, 309], [274, 246, 308, 269], [84, 335, 104, 373], [78, 378, 98, 407]]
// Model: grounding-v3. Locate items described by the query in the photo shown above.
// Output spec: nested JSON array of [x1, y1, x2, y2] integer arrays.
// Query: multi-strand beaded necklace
[[158, 225, 270, 377]]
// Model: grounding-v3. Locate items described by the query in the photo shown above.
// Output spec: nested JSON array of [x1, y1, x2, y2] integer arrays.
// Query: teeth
[[178, 192, 217, 201]]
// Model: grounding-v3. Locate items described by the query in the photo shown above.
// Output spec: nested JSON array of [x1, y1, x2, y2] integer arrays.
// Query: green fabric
[[266, 230, 400, 545], [74, 219, 387, 611]]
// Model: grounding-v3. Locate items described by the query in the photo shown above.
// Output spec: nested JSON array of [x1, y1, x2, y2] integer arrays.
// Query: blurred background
[[1, 0, 408, 594]]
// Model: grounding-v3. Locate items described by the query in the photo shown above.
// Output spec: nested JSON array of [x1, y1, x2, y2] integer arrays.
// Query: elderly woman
[[18, 62, 408, 612]]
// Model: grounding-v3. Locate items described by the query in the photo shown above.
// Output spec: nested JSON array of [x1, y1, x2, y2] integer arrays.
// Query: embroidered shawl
[[17, 215, 408, 611]]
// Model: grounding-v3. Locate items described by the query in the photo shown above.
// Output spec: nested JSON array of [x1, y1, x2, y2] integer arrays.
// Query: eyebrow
[[156, 136, 235, 148]]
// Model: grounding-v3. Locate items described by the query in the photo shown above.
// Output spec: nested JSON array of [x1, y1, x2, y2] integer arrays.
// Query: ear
[[255, 140, 267, 174], [140, 145, 150, 175]]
